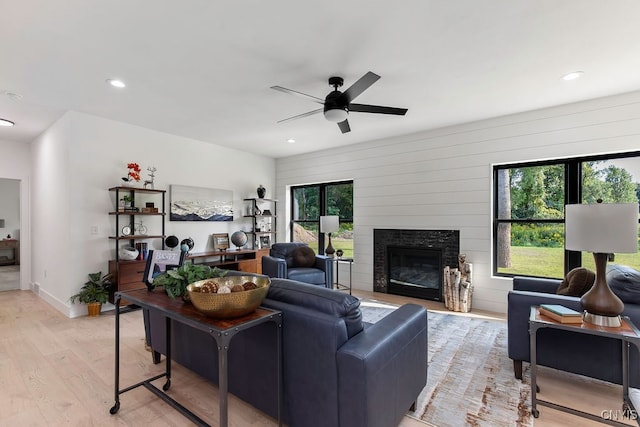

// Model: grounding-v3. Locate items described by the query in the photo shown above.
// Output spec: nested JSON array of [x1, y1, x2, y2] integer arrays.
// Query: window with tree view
[[494, 153, 640, 279], [291, 181, 353, 257]]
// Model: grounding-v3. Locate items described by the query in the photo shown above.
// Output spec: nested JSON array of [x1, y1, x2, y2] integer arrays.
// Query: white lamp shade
[[320, 215, 340, 233], [565, 203, 638, 253]]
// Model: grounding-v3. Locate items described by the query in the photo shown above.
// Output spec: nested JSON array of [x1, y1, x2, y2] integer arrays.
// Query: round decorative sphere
[[165, 235, 179, 249], [180, 244, 190, 253], [231, 231, 248, 248], [181, 237, 195, 251]]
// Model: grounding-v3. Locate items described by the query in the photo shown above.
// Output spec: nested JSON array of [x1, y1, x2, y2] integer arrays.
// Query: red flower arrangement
[[122, 162, 142, 183]]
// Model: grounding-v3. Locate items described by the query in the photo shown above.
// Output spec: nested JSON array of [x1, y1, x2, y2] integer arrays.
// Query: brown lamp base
[[583, 312, 622, 327]]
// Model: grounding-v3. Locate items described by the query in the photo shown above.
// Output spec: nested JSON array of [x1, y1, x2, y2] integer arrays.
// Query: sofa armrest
[[513, 276, 561, 293], [337, 304, 428, 427], [314, 255, 333, 288], [262, 255, 287, 278], [507, 290, 582, 362]]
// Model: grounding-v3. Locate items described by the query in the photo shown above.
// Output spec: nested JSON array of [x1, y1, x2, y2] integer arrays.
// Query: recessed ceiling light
[[0, 118, 15, 127], [2, 91, 23, 101], [106, 79, 126, 88], [562, 71, 584, 81], [287, 138, 296, 144]]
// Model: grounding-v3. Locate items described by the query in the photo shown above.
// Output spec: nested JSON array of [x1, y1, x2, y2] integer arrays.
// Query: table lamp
[[320, 215, 339, 256], [565, 202, 639, 327]]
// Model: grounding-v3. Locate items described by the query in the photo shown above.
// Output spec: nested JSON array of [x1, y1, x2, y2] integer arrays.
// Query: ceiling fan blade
[[277, 108, 323, 123], [349, 103, 408, 116], [338, 119, 351, 134], [341, 72, 381, 103], [270, 86, 324, 104]]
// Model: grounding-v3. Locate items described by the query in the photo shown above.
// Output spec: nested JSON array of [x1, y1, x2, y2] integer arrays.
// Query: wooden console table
[[0, 239, 19, 265], [111, 288, 282, 427], [187, 248, 269, 274]]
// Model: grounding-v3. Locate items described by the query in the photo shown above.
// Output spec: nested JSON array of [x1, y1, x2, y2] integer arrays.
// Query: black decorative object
[[257, 185, 266, 198], [165, 235, 179, 249]]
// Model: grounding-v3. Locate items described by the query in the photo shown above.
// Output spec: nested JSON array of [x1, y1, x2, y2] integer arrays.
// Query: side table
[[333, 257, 353, 295], [111, 289, 283, 427], [529, 306, 640, 426]]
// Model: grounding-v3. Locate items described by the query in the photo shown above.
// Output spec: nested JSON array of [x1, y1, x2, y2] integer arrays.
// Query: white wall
[[31, 111, 275, 317], [0, 138, 31, 290], [276, 90, 640, 314]]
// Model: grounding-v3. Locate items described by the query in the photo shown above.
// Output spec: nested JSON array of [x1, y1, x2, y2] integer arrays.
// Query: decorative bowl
[[187, 275, 270, 318]]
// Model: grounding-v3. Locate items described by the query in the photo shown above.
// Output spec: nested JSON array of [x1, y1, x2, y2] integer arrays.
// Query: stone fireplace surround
[[373, 229, 460, 299]]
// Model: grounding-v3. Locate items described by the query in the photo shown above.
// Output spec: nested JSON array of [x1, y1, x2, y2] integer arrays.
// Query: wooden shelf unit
[[108, 186, 166, 304], [243, 198, 277, 250]]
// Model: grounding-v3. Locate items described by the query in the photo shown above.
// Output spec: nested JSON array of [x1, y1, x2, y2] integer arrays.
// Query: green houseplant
[[70, 271, 112, 316], [152, 263, 227, 299]]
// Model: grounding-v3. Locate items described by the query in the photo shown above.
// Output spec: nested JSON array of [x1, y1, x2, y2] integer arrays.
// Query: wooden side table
[[529, 306, 640, 425], [0, 239, 19, 265]]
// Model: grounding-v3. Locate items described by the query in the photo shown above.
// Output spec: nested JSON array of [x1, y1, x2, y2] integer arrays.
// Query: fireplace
[[388, 246, 442, 300], [373, 229, 460, 301]]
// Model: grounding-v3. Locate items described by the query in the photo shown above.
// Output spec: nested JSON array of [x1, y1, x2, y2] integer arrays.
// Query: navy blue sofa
[[508, 268, 640, 387], [145, 277, 428, 427]]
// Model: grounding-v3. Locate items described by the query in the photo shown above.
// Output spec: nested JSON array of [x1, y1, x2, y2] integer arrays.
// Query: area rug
[[359, 299, 532, 427]]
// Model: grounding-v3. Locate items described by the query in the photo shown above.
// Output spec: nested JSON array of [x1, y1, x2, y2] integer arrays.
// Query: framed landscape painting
[[170, 185, 233, 221]]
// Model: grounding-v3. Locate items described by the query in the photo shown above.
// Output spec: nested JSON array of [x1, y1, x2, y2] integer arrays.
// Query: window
[[291, 181, 353, 256], [493, 152, 640, 279]]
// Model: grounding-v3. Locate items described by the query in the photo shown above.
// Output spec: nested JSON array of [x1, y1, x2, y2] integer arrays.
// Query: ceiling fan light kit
[[272, 71, 407, 133]]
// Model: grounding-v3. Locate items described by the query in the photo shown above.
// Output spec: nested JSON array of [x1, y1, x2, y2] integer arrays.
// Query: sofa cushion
[[291, 245, 316, 268], [607, 264, 640, 304], [267, 278, 363, 338], [556, 267, 595, 297]]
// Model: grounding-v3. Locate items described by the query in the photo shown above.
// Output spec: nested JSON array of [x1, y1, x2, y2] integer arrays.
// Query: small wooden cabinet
[[0, 239, 19, 265], [108, 186, 166, 304]]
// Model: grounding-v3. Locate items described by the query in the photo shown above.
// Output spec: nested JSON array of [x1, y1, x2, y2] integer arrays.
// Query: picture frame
[[170, 185, 233, 221], [143, 250, 186, 290], [259, 235, 271, 249], [212, 233, 230, 251]]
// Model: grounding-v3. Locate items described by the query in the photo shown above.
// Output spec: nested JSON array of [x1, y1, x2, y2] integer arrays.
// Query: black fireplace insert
[[387, 246, 443, 301]]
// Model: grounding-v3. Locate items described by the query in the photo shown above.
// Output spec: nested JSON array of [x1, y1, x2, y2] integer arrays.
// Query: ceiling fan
[[271, 71, 408, 134]]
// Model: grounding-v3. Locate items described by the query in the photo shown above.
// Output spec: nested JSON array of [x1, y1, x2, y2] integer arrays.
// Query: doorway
[[0, 178, 20, 291]]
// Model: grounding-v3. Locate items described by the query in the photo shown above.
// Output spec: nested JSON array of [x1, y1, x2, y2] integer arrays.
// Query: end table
[[529, 306, 640, 426], [333, 257, 353, 295]]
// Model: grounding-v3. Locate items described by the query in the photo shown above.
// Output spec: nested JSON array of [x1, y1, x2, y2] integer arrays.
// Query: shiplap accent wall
[[275, 90, 640, 314]]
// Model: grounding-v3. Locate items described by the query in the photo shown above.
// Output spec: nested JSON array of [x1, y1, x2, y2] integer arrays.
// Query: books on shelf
[[538, 304, 584, 324]]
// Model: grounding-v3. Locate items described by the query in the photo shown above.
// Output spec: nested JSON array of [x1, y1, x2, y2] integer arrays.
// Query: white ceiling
[[2, 0, 640, 158]]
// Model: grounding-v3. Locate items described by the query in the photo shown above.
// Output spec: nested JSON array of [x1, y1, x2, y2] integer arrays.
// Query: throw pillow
[[291, 245, 316, 268], [556, 267, 595, 297], [606, 264, 640, 304]]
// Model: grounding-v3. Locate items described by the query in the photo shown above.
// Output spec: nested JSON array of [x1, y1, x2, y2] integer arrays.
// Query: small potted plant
[[152, 264, 227, 299], [70, 272, 112, 316]]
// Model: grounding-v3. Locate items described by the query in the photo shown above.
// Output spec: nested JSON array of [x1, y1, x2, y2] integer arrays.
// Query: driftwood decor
[[443, 254, 473, 313]]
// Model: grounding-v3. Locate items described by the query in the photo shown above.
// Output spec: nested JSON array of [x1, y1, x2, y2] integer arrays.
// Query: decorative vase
[[257, 185, 266, 199], [87, 302, 102, 317]]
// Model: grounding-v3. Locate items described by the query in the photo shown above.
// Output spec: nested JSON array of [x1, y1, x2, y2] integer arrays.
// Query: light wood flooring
[[0, 289, 634, 426]]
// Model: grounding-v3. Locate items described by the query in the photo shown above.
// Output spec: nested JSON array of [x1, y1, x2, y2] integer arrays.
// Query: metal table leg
[[530, 322, 539, 418], [110, 294, 122, 414]]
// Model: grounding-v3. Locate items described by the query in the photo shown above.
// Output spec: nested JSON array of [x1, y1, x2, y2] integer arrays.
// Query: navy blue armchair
[[262, 242, 333, 288]]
